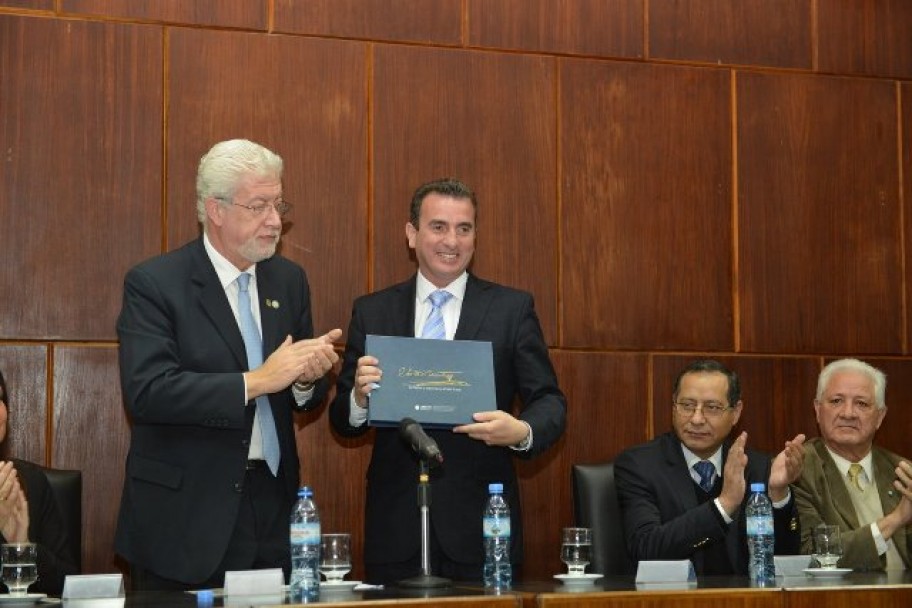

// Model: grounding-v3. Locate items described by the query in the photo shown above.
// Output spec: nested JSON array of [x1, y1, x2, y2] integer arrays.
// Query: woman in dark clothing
[[0, 369, 78, 594]]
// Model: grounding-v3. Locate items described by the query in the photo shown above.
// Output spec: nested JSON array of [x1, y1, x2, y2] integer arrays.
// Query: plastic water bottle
[[482, 482, 512, 589], [746, 482, 775, 585], [290, 486, 320, 601]]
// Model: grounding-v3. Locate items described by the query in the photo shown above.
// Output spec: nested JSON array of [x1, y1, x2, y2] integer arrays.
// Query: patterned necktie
[[237, 273, 281, 475], [694, 460, 716, 492], [420, 290, 453, 339], [847, 463, 865, 492]]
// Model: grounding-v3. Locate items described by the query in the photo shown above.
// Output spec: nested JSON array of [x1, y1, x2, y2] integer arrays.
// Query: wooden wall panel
[[52, 345, 125, 574], [0, 345, 48, 465], [561, 60, 733, 351], [648, 0, 811, 69], [372, 45, 559, 342], [166, 29, 368, 340], [0, 15, 163, 341], [517, 351, 648, 579], [652, 355, 820, 455], [904, 84, 912, 354], [60, 0, 267, 29], [738, 72, 901, 354], [0, 0, 51, 9], [275, 0, 462, 44], [817, 0, 912, 79], [467, 0, 643, 59]]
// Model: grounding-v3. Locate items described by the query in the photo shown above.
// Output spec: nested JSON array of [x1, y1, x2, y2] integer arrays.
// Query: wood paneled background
[[1, 0, 910, 583]]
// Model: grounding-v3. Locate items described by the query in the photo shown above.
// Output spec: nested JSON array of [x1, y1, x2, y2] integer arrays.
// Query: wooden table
[[110, 572, 912, 607]]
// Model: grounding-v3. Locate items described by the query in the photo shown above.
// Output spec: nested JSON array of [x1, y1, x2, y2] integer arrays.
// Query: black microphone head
[[399, 417, 443, 464]]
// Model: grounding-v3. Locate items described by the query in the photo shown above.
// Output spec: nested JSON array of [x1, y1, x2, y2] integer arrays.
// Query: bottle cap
[[750, 482, 765, 492], [488, 483, 504, 494], [196, 589, 214, 605]]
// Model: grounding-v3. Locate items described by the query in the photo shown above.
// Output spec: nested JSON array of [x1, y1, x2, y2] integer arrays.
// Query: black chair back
[[571, 461, 632, 575], [42, 467, 82, 571]]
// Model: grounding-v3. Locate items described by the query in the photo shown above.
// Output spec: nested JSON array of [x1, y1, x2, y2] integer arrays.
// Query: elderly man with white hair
[[795, 358, 912, 570]]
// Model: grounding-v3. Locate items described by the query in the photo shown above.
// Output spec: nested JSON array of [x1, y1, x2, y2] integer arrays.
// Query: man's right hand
[[247, 329, 342, 398], [352, 355, 382, 408], [719, 431, 748, 516]]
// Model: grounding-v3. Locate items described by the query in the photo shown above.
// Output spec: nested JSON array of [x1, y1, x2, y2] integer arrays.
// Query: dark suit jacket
[[794, 437, 910, 570], [114, 237, 323, 583], [329, 274, 566, 569], [0, 459, 79, 594], [615, 432, 801, 575]]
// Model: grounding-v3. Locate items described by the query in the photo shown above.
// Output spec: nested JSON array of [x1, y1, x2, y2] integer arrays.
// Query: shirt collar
[[825, 445, 874, 481], [204, 233, 257, 289], [416, 271, 468, 304], [680, 443, 723, 472]]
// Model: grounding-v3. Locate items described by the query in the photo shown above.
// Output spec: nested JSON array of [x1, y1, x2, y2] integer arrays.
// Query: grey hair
[[816, 358, 886, 409], [195, 139, 283, 226]]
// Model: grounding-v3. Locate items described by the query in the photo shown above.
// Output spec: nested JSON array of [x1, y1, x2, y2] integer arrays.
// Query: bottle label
[[746, 515, 773, 536], [290, 522, 321, 545], [483, 516, 511, 538]]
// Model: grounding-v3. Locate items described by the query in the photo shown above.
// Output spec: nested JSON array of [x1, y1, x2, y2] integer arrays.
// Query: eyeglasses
[[673, 400, 733, 418], [217, 197, 292, 217]]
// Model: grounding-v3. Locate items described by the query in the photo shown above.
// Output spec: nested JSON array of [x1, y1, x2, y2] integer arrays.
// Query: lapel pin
[[264, 299, 280, 309]]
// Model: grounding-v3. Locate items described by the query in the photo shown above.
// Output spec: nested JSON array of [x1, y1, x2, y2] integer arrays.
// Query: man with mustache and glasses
[[615, 359, 805, 575], [795, 358, 912, 570], [115, 139, 341, 591]]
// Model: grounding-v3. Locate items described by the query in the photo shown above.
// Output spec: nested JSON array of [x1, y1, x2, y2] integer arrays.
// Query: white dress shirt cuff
[[509, 421, 533, 452], [349, 390, 369, 427], [871, 522, 890, 555]]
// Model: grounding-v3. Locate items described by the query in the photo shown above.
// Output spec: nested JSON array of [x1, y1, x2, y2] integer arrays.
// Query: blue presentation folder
[[365, 334, 497, 428]]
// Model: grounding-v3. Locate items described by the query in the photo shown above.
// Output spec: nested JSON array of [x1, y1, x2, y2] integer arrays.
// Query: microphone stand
[[396, 458, 452, 589]]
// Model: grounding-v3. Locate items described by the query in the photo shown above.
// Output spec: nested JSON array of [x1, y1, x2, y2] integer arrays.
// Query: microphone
[[399, 418, 443, 464]]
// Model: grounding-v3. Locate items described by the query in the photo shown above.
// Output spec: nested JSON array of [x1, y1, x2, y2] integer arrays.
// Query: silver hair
[[195, 139, 283, 226], [816, 358, 886, 409]]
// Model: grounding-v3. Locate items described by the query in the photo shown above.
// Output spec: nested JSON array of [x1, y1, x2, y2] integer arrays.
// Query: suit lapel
[[659, 434, 706, 571], [190, 240, 247, 370], [453, 275, 492, 340], [256, 262, 281, 355], [814, 441, 861, 528], [392, 278, 418, 338], [660, 434, 700, 512]]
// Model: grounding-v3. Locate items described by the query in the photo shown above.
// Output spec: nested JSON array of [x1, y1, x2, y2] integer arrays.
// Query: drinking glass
[[560, 527, 592, 576], [812, 524, 843, 569], [1, 543, 38, 596], [319, 533, 352, 582]]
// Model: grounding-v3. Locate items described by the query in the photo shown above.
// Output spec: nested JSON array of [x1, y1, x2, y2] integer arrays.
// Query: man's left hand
[[453, 411, 528, 447]]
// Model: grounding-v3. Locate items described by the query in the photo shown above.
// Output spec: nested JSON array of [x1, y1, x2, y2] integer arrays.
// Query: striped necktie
[[694, 460, 715, 492], [420, 290, 453, 340]]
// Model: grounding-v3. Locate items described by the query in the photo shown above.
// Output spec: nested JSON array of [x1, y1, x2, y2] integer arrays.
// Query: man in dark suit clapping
[[615, 359, 805, 575], [115, 139, 341, 590]]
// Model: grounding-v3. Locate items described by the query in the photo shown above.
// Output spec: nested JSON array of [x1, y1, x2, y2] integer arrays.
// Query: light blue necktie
[[693, 460, 715, 493], [237, 273, 281, 475], [420, 290, 453, 340]]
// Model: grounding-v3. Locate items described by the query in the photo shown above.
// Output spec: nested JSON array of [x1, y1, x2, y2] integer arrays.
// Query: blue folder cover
[[365, 334, 496, 428]]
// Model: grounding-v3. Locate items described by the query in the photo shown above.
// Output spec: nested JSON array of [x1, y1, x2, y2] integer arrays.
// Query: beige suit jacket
[[794, 437, 910, 570]]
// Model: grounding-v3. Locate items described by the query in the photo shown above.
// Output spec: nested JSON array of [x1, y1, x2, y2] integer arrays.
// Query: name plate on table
[[635, 560, 696, 584], [366, 335, 496, 428]]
